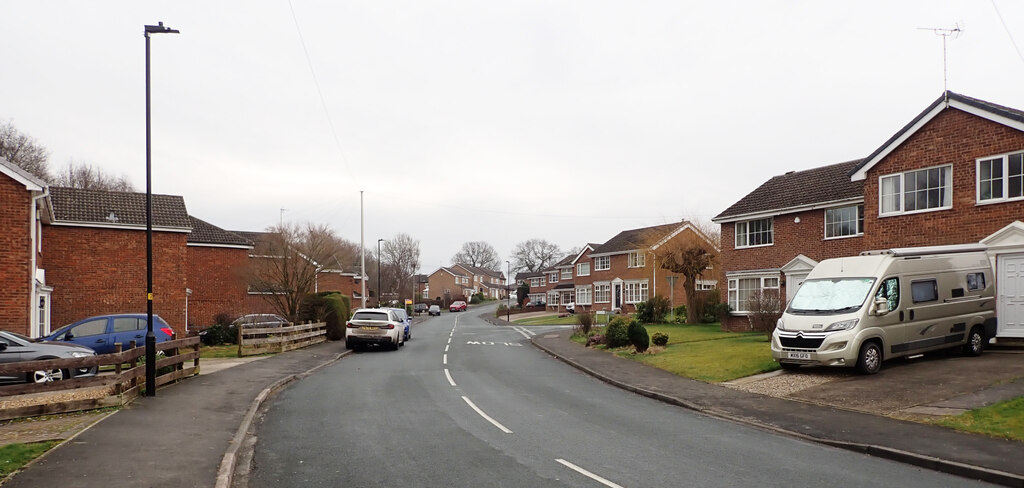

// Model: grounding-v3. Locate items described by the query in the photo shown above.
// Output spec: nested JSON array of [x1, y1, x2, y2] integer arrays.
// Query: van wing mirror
[[871, 298, 889, 316]]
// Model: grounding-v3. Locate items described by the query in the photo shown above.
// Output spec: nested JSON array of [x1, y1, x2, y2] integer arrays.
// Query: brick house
[[452, 263, 507, 299], [714, 92, 1024, 337], [185, 216, 253, 330], [0, 157, 48, 337], [40, 187, 192, 336], [426, 267, 473, 306], [413, 274, 429, 301], [515, 271, 550, 306]]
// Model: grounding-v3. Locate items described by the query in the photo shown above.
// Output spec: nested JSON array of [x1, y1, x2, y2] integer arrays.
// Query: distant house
[[714, 91, 1024, 337], [186, 216, 253, 330], [427, 267, 473, 305], [451, 263, 507, 299]]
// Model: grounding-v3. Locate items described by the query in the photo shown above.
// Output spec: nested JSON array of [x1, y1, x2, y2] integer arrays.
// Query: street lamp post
[[377, 238, 384, 307], [144, 21, 178, 397], [506, 261, 511, 322]]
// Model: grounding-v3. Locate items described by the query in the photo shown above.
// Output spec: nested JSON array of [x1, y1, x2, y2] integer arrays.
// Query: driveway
[[727, 349, 1024, 419]]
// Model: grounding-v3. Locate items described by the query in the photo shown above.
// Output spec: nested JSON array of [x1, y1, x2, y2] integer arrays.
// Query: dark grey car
[[0, 330, 98, 384]]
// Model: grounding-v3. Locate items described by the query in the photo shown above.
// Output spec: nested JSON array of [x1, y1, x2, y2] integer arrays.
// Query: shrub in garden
[[627, 319, 650, 352], [199, 323, 238, 346], [672, 305, 687, 323], [575, 310, 595, 335], [495, 303, 509, 318], [470, 292, 485, 304], [652, 332, 669, 346], [301, 292, 350, 341], [604, 317, 630, 348]]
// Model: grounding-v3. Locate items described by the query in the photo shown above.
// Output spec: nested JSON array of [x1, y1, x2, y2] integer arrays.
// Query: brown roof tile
[[714, 160, 864, 221], [48, 187, 191, 229], [188, 216, 253, 247], [591, 222, 686, 255]]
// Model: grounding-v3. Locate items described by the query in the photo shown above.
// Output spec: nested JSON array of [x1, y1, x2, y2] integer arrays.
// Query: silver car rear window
[[352, 311, 388, 321]]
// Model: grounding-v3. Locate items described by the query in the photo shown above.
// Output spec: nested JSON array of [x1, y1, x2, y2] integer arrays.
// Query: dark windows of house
[[824, 205, 864, 238], [735, 218, 773, 248]]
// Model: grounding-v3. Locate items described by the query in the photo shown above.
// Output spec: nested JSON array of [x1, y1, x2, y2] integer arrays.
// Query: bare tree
[[0, 120, 50, 181], [246, 222, 338, 321], [451, 241, 500, 269], [52, 160, 135, 191], [648, 220, 720, 325], [379, 233, 420, 305], [510, 238, 562, 273]]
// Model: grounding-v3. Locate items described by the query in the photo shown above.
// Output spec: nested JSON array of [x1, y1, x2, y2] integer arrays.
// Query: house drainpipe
[[29, 188, 49, 338]]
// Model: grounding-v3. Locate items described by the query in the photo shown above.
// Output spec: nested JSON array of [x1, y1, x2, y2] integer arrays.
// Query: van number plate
[[787, 352, 811, 360]]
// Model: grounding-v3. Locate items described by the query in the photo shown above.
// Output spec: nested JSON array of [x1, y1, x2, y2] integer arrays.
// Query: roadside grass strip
[[0, 441, 58, 478], [556, 459, 625, 488], [513, 315, 578, 326], [461, 396, 513, 434], [936, 395, 1024, 441]]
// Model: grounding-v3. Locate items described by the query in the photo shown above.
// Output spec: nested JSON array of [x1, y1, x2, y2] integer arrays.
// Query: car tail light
[[384, 324, 394, 329], [346, 322, 358, 328], [160, 327, 174, 337]]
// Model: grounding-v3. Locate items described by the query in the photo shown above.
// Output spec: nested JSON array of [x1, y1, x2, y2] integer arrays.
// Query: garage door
[[998, 253, 1024, 338]]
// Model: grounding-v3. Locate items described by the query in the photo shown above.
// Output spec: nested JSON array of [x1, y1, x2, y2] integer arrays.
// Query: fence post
[[113, 343, 123, 395], [129, 340, 138, 391], [193, 339, 200, 375], [237, 323, 243, 357]]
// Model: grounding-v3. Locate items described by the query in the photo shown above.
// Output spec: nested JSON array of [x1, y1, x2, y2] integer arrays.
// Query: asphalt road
[[246, 307, 996, 488]]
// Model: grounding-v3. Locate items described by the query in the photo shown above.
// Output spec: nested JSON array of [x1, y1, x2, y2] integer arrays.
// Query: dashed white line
[[445, 344, 449, 352], [556, 459, 625, 488], [444, 368, 456, 386], [462, 396, 513, 434], [443, 353, 448, 365]]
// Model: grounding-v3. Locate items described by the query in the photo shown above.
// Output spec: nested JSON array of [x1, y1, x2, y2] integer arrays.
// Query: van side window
[[876, 277, 899, 311], [967, 272, 986, 291], [911, 280, 938, 303]]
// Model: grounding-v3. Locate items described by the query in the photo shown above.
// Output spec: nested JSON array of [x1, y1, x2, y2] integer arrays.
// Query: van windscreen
[[788, 278, 876, 314]]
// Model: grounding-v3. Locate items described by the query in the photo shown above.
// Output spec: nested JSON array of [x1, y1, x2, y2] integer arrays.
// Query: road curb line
[[0, 409, 118, 486], [215, 349, 351, 488], [529, 336, 1024, 488]]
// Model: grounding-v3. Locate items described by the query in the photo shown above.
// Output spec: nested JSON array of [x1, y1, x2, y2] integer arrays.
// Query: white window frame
[[576, 285, 592, 305], [561, 268, 572, 280], [735, 218, 774, 248], [594, 256, 611, 271], [824, 204, 864, 239], [627, 251, 645, 268], [594, 283, 611, 303], [623, 280, 649, 304], [977, 151, 1024, 204], [878, 164, 953, 216], [577, 262, 590, 276], [547, 290, 560, 305], [549, 272, 558, 283], [727, 275, 780, 314]]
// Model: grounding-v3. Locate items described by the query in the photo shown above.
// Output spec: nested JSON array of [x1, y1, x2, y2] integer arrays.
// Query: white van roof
[[860, 243, 987, 257]]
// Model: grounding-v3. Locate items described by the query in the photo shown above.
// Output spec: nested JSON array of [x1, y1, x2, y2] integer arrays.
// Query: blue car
[[388, 308, 412, 342], [45, 314, 175, 355]]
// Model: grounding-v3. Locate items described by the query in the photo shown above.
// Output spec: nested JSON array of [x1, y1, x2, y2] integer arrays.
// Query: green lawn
[[0, 441, 58, 477], [937, 395, 1024, 441], [513, 315, 578, 326], [578, 323, 779, 383], [200, 345, 241, 358]]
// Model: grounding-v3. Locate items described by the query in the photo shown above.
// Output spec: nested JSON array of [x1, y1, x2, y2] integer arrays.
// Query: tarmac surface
[[2, 310, 1023, 487]]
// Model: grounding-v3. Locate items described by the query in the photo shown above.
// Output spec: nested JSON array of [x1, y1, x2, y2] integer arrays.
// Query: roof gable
[[0, 156, 46, 191], [850, 91, 1024, 181], [48, 187, 191, 230], [713, 160, 864, 222], [591, 222, 688, 255], [188, 216, 253, 248]]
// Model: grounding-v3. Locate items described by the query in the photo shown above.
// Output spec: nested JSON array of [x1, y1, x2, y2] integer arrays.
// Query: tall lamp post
[[506, 261, 511, 322], [377, 238, 384, 307], [144, 21, 178, 397]]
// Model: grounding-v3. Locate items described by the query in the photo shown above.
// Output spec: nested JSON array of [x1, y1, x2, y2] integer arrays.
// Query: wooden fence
[[238, 322, 326, 357], [0, 336, 200, 421]]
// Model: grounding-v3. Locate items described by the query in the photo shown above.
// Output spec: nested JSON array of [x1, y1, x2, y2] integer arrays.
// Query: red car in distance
[[449, 301, 467, 312]]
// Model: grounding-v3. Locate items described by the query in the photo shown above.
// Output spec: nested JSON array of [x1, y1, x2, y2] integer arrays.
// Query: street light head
[[145, 22, 180, 35]]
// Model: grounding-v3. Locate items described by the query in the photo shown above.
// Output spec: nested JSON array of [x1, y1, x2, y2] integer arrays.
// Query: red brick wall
[[41, 226, 188, 335], [427, 271, 466, 304], [863, 108, 1024, 248], [316, 272, 360, 298], [186, 245, 250, 328], [0, 176, 33, 335]]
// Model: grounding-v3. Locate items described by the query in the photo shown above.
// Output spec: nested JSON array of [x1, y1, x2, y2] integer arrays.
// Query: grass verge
[[936, 396, 1024, 441], [577, 323, 779, 383], [0, 441, 59, 477], [514, 315, 578, 326], [200, 345, 241, 359]]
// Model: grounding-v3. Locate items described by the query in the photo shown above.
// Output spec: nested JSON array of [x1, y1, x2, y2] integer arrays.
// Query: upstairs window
[[978, 151, 1024, 203], [577, 262, 590, 276], [628, 251, 645, 268], [735, 218, 773, 248], [824, 205, 864, 239], [561, 268, 572, 280], [550, 272, 558, 282], [880, 165, 952, 215], [594, 256, 611, 271]]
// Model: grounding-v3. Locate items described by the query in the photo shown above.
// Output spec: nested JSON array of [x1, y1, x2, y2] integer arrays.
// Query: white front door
[[998, 253, 1024, 338], [784, 272, 810, 304]]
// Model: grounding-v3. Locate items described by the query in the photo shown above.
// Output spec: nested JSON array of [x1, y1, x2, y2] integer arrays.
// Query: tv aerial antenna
[[918, 23, 963, 93]]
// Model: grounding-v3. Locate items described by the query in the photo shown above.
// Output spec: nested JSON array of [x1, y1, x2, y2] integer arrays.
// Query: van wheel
[[856, 342, 882, 375], [962, 327, 985, 357]]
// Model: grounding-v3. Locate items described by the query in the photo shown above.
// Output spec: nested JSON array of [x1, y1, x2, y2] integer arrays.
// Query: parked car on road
[[388, 308, 412, 342], [345, 308, 404, 350], [232, 314, 288, 328], [414, 303, 428, 314], [44, 314, 175, 355], [428, 305, 441, 316], [449, 301, 467, 312], [0, 330, 97, 384]]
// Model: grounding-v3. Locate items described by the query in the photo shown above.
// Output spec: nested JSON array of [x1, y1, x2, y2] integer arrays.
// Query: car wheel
[[345, 339, 354, 350], [962, 326, 985, 357], [392, 338, 401, 351], [856, 341, 882, 375], [31, 368, 64, 383]]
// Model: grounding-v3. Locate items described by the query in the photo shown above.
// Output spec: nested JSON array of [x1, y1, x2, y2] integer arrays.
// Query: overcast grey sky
[[3, 1, 1024, 273]]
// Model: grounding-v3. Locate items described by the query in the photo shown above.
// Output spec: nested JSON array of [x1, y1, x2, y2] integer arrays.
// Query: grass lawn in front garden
[[936, 395, 1024, 441], [577, 323, 779, 383], [0, 441, 58, 477], [513, 315, 579, 326], [200, 345, 241, 359]]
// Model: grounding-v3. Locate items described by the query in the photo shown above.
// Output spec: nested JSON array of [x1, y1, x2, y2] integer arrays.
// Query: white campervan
[[772, 245, 996, 374]]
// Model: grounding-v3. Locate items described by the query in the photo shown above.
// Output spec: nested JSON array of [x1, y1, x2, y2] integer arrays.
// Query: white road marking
[[447, 337, 452, 344], [443, 353, 448, 365], [444, 368, 456, 386], [445, 344, 449, 352], [511, 327, 532, 339], [462, 396, 513, 434], [556, 459, 625, 488]]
